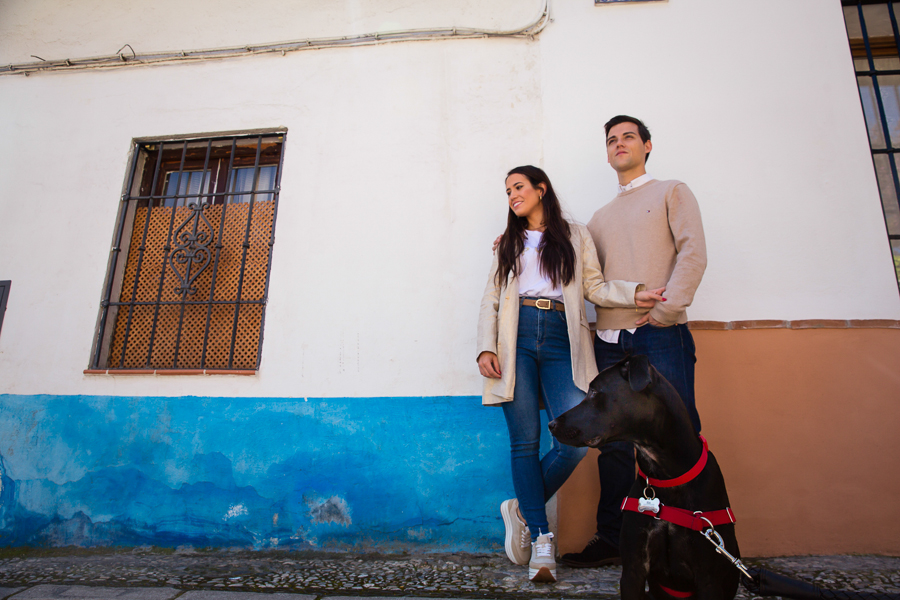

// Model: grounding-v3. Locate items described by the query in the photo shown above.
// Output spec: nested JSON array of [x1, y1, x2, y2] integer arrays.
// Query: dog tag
[[638, 497, 660, 514]]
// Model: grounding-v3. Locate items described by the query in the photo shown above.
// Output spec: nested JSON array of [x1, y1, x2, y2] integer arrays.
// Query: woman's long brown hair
[[496, 166, 576, 288]]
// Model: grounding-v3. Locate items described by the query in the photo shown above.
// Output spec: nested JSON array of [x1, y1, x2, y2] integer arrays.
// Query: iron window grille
[[0, 280, 9, 338], [91, 130, 286, 371], [843, 0, 900, 289]]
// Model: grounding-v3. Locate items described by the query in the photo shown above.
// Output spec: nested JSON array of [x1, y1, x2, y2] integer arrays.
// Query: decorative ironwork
[[169, 201, 214, 296], [90, 131, 286, 370]]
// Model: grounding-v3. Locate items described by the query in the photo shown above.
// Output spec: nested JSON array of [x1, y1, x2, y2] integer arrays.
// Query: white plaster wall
[[540, 0, 900, 321], [0, 0, 537, 63], [0, 33, 542, 397], [1, 0, 898, 400]]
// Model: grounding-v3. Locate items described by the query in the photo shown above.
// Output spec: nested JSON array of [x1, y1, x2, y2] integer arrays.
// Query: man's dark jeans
[[593, 323, 702, 548]]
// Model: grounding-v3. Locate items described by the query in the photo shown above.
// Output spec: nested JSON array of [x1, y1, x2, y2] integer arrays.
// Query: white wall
[[0, 11, 542, 398], [0, 0, 537, 63], [540, 0, 900, 321], [1, 0, 898, 400]]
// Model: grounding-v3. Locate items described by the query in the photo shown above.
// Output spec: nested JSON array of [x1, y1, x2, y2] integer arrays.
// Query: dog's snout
[[549, 418, 584, 446], [548, 418, 572, 436]]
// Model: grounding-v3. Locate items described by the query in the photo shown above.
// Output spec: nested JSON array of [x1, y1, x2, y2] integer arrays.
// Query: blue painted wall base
[[0, 394, 550, 552]]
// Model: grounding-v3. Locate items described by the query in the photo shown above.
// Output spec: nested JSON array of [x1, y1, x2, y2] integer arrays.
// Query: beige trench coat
[[476, 223, 642, 406]]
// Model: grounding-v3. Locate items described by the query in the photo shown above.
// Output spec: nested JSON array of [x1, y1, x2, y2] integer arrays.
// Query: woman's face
[[505, 173, 545, 222]]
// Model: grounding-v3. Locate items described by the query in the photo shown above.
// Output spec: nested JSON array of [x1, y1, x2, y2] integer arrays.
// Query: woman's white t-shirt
[[517, 230, 563, 301]]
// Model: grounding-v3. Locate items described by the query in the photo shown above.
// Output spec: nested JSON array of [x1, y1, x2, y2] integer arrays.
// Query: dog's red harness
[[621, 435, 737, 600], [620, 498, 736, 530], [656, 586, 693, 598]]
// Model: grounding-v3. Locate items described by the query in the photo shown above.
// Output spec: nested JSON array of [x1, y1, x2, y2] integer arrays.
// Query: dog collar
[[637, 435, 708, 488]]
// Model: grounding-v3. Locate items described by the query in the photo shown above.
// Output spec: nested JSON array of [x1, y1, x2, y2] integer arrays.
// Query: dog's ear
[[626, 355, 655, 393]]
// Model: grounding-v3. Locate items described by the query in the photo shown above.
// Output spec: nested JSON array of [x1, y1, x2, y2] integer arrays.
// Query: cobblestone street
[[0, 549, 897, 600]]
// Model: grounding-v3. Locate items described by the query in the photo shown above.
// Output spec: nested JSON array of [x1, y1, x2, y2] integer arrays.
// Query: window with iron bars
[[843, 0, 900, 289], [90, 130, 286, 371]]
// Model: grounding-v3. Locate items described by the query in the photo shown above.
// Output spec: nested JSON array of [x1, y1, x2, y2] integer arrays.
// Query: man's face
[[606, 122, 652, 173]]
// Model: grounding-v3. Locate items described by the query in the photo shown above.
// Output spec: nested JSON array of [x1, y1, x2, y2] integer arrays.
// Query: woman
[[476, 166, 664, 583]]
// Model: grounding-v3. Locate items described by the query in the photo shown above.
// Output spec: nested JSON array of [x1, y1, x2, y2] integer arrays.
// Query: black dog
[[549, 355, 740, 600]]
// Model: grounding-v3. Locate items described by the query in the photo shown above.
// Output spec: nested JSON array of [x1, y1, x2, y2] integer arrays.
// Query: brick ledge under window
[[84, 369, 256, 376], [584, 319, 900, 331], [687, 319, 900, 330]]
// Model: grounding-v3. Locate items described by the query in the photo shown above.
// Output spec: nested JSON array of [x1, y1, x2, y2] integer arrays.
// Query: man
[[559, 115, 707, 568]]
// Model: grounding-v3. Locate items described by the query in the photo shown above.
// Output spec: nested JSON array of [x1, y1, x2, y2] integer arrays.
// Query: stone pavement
[[0, 549, 897, 600]]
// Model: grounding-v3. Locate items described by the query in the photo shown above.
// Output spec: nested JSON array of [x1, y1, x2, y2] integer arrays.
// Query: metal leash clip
[[695, 513, 753, 579]]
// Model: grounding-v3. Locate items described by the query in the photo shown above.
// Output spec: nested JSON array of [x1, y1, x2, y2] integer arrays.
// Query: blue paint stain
[[0, 394, 543, 552]]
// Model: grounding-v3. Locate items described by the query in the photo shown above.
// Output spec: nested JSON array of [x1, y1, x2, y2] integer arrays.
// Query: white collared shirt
[[617, 172, 654, 194], [518, 230, 563, 300], [598, 174, 654, 344]]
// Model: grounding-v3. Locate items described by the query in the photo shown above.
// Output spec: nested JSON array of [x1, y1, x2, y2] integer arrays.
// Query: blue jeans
[[593, 323, 702, 547], [502, 303, 589, 541]]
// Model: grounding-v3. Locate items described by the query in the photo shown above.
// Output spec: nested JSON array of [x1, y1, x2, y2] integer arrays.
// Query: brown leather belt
[[521, 297, 565, 312]]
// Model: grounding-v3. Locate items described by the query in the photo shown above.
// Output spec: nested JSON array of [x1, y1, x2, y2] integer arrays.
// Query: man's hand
[[634, 287, 666, 308], [635, 313, 670, 327], [477, 351, 502, 378], [491, 235, 502, 253]]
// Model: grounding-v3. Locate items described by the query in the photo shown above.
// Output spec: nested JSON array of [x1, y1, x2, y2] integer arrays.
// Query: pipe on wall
[[1, 0, 550, 77]]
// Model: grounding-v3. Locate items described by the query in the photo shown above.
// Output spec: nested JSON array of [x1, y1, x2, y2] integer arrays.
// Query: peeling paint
[[305, 495, 351, 526], [407, 526, 433, 540], [224, 504, 248, 520]]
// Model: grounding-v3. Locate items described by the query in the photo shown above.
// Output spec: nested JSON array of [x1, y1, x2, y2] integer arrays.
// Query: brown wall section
[[557, 327, 900, 557]]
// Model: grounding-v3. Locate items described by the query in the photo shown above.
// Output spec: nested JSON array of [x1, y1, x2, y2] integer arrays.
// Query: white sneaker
[[500, 498, 531, 565], [529, 532, 557, 583]]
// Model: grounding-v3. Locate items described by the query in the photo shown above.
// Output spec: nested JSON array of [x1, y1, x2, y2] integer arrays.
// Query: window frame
[[843, 0, 900, 291], [0, 280, 9, 339], [89, 129, 287, 372]]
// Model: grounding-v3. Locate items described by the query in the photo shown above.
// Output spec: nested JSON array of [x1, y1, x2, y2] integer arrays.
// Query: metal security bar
[[0, 280, 9, 338], [91, 131, 286, 370], [843, 0, 900, 289]]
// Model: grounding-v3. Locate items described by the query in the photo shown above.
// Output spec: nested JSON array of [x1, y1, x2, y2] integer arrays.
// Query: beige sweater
[[586, 179, 707, 330]]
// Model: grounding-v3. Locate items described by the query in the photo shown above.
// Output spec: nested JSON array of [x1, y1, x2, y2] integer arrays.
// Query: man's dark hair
[[604, 115, 652, 163]]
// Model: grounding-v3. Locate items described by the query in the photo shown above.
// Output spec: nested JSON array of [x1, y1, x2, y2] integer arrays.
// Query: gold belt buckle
[[535, 298, 552, 310]]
